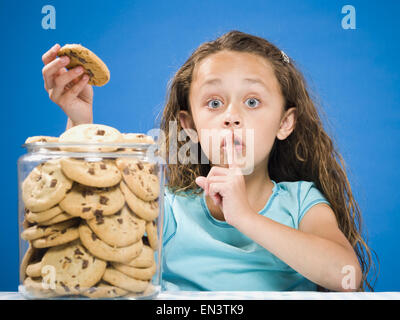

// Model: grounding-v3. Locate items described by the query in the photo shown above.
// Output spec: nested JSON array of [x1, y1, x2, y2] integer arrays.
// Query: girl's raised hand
[[42, 43, 94, 126], [195, 131, 254, 227]]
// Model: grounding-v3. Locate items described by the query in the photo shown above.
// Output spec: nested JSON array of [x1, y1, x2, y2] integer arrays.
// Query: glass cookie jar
[[17, 141, 165, 299]]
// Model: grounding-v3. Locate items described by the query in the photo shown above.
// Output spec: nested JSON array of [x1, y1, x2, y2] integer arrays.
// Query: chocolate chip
[[74, 248, 84, 256], [82, 188, 94, 197], [94, 211, 104, 225], [65, 256, 72, 263], [117, 218, 123, 224], [61, 229, 67, 234], [99, 196, 109, 205], [49, 171, 54, 175], [82, 259, 89, 269], [69, 51, 78, 58], [50, 179, 57, 188], [78, 57, 86, 64], [75, 284, 80, 291], [87, 167, 95, 175], [123, 167, 130, 175], [96, 129, 105, 136], [86, 69, 94, 78], [91, 232, 97, 241], [82, 207, 91, 213], [99, 163, 107, 170], [60, 281, 70, 292], [137, 162, 144, 170]]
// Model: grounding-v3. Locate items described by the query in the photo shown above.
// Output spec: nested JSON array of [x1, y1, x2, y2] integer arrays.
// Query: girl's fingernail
[[82, 74, 89, 81], [60, 56, 69, 64], [75, 66, 83, 74]]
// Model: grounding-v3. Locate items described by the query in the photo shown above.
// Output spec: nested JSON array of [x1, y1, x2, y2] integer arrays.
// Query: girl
[[41, 30, 377, 292]]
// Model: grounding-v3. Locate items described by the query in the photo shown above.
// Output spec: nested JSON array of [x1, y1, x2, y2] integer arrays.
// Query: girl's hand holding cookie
[[195, 132, 256, 227], [42, 43, 93, 126]]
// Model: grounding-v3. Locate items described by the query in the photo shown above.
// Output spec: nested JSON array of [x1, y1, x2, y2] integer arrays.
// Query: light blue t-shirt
[[160, 180, 331, 291]]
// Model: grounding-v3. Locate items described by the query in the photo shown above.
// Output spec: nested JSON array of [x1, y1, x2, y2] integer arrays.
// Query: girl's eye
[[245, 97, 260, 108], [207, 99, 223, 109]]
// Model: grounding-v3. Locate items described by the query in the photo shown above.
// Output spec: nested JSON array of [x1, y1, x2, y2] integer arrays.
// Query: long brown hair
[[156, 30, 378, 291]]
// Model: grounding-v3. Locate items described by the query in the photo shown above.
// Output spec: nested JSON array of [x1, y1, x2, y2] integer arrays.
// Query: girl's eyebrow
[[200, 77, 269, 91]]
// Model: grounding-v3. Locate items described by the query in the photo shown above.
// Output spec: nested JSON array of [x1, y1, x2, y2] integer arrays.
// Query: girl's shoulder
[[276, 180, 319, 196], [274, 180, 328, 210]]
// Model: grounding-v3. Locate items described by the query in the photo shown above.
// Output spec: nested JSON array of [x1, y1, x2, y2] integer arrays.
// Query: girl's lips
[[220, 136, 245, 148], [222, 145, 244, 152]]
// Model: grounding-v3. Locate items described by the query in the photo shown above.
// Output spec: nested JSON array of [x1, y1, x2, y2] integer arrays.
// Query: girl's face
[[179, 50, 296, 173]]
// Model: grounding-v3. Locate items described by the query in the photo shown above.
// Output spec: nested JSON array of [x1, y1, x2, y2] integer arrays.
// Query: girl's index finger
[[225, 131, 238, 169], [42, 43, 60, 65]]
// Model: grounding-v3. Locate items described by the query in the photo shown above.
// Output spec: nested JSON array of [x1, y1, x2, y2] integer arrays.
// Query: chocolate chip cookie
[[58, 123, 123, 153], [58, 44, 110, 86], [60, 158, 122, 188], [78, 222, 143, 263], [87, 205, 146, 247], [59, 183, 125, 220], [22, 159, 73, 212]]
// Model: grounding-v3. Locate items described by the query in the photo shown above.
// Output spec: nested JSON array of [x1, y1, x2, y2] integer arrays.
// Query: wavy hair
[[156, 30, 378, 291]]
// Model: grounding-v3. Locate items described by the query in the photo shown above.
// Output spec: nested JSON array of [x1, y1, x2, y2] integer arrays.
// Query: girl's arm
[[235, 203, 362, 292]]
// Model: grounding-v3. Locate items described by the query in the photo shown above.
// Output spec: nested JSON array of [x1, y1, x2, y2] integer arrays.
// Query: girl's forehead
[[191, 50, 278, 90]]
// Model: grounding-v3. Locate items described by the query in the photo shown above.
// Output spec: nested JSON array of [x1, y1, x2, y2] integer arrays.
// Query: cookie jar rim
[[22, 141, 159, 155], [22, 142, 156, 149]]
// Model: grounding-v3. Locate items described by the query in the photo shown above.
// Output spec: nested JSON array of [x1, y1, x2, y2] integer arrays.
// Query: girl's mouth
[[222, 144, 244, 152], [220, 135, 245, 148], [221, 139, 245, 153]]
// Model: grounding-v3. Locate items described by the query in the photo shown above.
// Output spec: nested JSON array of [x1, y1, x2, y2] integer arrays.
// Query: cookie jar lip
[[22, 142, 158, 155]]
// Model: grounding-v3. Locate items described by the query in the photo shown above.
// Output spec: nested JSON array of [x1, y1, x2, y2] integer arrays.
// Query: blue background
[[1, 0, 399, 291]]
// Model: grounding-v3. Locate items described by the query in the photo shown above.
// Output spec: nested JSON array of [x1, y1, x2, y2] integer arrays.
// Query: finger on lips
[[225, 131, 238, 168]]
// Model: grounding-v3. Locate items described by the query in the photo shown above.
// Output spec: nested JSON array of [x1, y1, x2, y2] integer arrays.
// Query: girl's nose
[[223, 114, 242, 128]]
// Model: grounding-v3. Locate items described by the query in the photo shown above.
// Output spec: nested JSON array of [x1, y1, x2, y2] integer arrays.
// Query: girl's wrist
[[230, 206, 258, 231]]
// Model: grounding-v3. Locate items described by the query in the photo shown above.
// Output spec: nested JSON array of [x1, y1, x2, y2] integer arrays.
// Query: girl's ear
[[178, 110, 199, 143], [277, 107, 296, 140]]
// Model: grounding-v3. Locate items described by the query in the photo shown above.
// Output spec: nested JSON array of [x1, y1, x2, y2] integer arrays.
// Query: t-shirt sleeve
[[162, 190, 177, 246], [297, 181, 331, 224]]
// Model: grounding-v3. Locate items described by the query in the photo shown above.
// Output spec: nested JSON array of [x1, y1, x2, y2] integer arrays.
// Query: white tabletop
[[0, 291, 399, 300]]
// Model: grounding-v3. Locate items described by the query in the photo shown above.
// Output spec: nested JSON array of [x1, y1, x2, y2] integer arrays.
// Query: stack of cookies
[[20, 124, 161, 299]]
